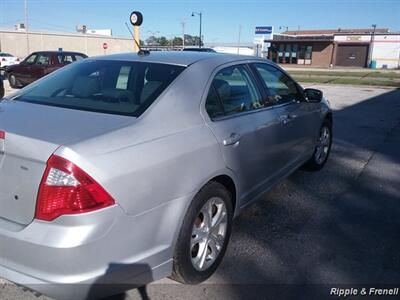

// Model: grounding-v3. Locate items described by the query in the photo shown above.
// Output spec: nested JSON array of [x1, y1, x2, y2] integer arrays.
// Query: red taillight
[[0, 131, 4, 139], [35, 155, 115, 221]]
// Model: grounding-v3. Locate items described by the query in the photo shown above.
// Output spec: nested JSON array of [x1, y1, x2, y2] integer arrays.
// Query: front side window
[[206, 65, 262, 118], [24, 54, 37, 65], [254, 63, 300, 105], [14, 60, 185, 117], [36, 54, 51, 65]]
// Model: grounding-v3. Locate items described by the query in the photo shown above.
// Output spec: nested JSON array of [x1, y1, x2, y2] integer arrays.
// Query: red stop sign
[[102, 42, 108, 50]]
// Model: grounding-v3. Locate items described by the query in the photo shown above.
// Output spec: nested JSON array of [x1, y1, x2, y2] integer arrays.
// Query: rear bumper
[[0, 258, 172, 300], [0, 194, 191, 299]]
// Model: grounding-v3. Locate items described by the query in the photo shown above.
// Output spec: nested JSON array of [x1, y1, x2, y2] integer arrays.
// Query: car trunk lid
[[0, 100, 133, 225]]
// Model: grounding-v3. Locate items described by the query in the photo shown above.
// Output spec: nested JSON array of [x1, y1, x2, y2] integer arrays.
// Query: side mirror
[[304, 88, 323, 103]]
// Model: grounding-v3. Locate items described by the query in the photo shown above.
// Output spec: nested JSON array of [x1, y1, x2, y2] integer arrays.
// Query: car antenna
[[125, 22, 150, 56]]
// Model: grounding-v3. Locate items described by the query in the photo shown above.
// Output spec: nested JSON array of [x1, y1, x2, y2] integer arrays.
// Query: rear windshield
[[15, 60, 185, 117]]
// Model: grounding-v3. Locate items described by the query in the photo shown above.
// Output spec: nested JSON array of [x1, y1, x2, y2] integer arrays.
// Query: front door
[[29, 53, 51, 82], [16, 53, 38, 84], [251, 63, 319, 168]]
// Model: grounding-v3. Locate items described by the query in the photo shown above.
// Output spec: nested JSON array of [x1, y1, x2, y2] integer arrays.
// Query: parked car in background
[[183, 47, 217, 53], [0, 52, 20, 75], [0, 52, 332, 299], [5, 51, 87, 88], [0, 75, 4, 99]]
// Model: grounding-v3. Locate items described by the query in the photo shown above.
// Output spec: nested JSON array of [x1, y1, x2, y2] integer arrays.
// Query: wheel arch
[[209, 174, 237, 215], [324, 111, 333, 126]]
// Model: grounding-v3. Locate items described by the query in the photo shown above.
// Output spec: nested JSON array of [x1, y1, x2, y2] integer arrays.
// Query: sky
[[1, 0, 399, 43]]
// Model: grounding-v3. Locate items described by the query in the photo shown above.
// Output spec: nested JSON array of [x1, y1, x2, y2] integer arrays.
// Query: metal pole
[[237, 25, 242, 54], [199, 13, 202, 48], [181, 21, 185, 49], [368, 24, 376, 67], [24, 0, 30, 55]]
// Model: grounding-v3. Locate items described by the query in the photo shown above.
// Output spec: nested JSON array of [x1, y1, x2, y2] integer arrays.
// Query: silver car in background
[[0, 52, 332, 299]]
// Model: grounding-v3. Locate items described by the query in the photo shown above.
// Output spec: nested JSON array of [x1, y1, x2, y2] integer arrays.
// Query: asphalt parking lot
[[1, 82, 399, 300]]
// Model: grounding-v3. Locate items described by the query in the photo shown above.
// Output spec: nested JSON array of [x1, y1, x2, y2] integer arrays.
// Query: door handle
[[223, 133, 241, 146]]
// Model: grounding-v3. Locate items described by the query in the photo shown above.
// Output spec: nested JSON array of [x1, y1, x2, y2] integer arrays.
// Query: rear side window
[[14, 60, 185, 117], [57, 54, 74, 64], [74, 54, 86, 61], [205, 85, 224, 119], [253, 63, 300, 105], [205, 65, 262, 118]]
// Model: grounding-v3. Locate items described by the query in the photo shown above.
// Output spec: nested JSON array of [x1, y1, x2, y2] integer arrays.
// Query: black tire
[[8, 74, 19, 89], [171, 181, 233, 284], [303, 119, 332, 171], [130, 11, 143, 26], [0, 87, 4, 99]]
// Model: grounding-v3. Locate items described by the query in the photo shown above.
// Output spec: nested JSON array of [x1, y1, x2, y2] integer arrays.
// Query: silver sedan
[[0, 52, 332, 299]]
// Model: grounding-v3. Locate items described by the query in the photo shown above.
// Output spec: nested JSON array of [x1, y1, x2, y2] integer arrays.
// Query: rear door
[[251, 63, 320, 167], [204, 63, 283, 200]]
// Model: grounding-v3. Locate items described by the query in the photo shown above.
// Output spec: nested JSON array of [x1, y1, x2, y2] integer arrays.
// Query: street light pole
[[279, 25, 289, 33], [192, 11, 202, 48]]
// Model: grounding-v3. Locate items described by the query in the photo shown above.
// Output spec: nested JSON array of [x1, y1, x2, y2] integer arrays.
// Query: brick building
[[266, 28, 400, 69]]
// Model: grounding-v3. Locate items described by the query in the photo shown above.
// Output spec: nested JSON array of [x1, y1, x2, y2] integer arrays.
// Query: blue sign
[[255, 26, 273, 34]]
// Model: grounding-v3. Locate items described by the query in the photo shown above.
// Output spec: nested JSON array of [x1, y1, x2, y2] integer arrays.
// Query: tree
[[145, 34, 203, 47], [158, 36, 169, 46], [146, 35, 159, 46], [184, 34, 203, 46], [173, 37, 183, 46]]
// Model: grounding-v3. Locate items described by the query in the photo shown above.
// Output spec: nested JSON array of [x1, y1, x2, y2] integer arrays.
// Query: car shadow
[[86, 263, 152, 300], [208, 88, 400, 299]]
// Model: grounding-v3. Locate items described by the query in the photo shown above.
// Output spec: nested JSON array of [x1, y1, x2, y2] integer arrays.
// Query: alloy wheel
[[190, 197, 228, 271], [315, 126, 331, 165]]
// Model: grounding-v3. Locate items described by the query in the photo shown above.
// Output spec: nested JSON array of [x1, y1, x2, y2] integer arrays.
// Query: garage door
[[336, 44, 369, 67]]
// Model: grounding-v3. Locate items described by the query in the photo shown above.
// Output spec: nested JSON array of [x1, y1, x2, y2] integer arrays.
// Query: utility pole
[[237, 25, 242, 54], [181, 20, 186, 49], [24, 0, 30, 55], [368, 24, 377, 67]]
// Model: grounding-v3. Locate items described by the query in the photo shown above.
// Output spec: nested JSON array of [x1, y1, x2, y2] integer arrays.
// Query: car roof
[[31, 51, 86, 55], [91, 51, 266, 67]]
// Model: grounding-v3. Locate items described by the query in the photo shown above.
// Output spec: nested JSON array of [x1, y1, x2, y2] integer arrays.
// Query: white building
[[334, 33, 400, 69]]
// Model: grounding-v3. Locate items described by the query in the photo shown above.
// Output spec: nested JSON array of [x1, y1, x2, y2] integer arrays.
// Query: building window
[[285, 44, 291, 64], [278, 44, 284, 64], [305, 45, 312, 65], [291, 44, 298, 64], [298, 45, 312, 65]]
